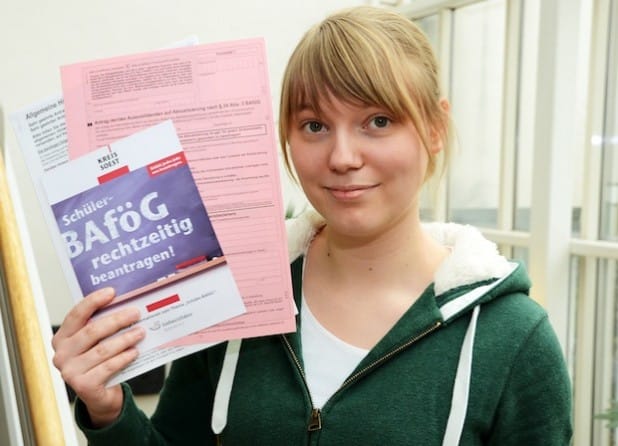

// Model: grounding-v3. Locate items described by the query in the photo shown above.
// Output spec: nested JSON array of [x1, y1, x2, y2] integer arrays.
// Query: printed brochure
[[41, 120, 246, 384]]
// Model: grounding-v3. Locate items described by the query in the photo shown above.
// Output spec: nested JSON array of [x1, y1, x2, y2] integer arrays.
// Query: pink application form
[[61, 38, 296, 342]]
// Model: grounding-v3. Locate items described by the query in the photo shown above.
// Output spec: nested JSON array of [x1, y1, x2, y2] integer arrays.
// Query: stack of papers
[[10, 37, 296, 385]]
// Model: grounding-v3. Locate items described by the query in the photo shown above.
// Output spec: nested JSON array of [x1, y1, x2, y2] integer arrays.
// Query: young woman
[[52, 6, 573, 445]]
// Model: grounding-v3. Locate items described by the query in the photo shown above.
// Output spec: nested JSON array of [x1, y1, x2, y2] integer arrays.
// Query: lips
[[325, 184, 377, 199]]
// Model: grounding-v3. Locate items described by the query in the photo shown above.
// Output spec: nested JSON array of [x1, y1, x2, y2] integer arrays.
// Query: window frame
[[400, 0, 616, 443]]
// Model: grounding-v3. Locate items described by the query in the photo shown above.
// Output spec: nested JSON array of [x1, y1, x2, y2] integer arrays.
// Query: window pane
[[415, 14, 439, 48], [447, 0, 506, 228], [567, 256, 579, 384], [600, 1, 618, 241], [513, 0, 537, 231], [594, 258, 618, 444], [415, 13, 440, 221], [511, 246, 529, 268], [568, 256, 584, 443]]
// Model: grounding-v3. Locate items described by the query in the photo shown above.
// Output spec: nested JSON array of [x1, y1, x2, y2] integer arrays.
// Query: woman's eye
[[304, 121, 325, 133], [370, 116, 391, 129]]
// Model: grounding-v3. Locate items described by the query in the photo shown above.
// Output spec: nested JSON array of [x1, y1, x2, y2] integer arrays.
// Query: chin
[[327, 217, 383, 238]]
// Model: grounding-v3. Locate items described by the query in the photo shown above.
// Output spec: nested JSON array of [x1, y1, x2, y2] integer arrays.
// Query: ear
[[428, 98, 450, 154]]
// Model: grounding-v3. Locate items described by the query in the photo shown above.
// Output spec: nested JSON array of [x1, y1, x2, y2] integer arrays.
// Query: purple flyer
[[50, 152, 223, 299]]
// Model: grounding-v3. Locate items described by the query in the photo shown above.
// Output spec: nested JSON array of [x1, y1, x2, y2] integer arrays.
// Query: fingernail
[[135, 327, 146, 339], [129, 307, 141, 320]]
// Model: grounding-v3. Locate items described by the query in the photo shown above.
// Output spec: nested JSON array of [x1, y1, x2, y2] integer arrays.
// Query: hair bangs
[[287, 21, 411, 121]]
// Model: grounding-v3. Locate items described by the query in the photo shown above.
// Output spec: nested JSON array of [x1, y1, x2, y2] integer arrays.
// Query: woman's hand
[[52, 287, 145, 427]]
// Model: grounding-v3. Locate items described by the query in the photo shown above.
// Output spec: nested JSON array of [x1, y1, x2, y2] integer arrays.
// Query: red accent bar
[[97, 166, 129, 184], [146, 294, 180, 312], [176, 255, 206, 270], [148, 152, 188, 177]]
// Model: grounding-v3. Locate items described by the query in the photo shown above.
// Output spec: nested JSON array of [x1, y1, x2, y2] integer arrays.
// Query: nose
[[328, 130, 363, 172]]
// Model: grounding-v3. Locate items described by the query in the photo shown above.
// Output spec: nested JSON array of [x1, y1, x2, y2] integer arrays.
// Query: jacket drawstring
[[211, 339, 242, 437], [439, 262, 517, 445], [441, 305, 480, 446]]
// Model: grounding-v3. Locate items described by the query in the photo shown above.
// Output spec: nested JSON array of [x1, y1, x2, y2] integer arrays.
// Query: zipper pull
[[308, 408, 322, 431]]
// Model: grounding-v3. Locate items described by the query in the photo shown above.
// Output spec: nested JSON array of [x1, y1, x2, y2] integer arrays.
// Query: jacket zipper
[[281, 320, 442, 434], [336, 321, 442, 392], [281, 335, 321, 430]]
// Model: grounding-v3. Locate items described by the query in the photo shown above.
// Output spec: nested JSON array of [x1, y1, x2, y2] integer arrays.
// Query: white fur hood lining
[[285, 209, 513, 297]]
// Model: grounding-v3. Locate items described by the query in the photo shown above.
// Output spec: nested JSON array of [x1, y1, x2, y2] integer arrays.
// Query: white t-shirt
[[301, 297, 369, 408]]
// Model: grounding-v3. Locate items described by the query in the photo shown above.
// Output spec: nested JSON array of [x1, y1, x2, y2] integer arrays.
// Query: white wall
[[0, 1, 367, 443]]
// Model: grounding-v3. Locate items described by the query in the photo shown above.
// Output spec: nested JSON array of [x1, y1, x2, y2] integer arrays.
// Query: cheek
[[382, 150, 429, 197], [288, 140, 318, 180], [288, 147, 306, 179], [386, 145, 428, 174]]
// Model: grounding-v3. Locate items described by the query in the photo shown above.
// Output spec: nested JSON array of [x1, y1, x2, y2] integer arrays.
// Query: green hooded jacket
[[76, 211, 573, 445]]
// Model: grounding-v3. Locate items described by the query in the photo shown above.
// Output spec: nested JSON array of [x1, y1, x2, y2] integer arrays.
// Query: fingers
[[59, 306, 142, 364], [50, 288, 147, 424], [60, 325, 145, 390], [53, 287, 116, 344], [52, 287, 144, 379], [53, 308, 142, 368]]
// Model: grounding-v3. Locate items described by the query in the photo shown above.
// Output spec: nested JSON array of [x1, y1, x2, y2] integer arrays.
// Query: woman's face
[[288, 95, 437, 239]]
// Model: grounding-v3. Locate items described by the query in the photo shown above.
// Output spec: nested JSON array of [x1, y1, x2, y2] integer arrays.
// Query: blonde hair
[[279, 6, 450, 180]]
